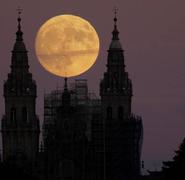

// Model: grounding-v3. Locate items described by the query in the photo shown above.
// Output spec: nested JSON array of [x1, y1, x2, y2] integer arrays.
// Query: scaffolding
[[43, 79, 100, 143]]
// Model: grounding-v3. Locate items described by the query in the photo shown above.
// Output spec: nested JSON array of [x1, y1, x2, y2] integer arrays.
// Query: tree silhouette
[[162, 138, 185, 179]]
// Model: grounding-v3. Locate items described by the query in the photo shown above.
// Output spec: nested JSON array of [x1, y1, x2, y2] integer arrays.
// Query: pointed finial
[[62, 77, 71, 106], [112, 7, 119, 40], [17, 7, 22, 29], [64, 77, 68, 90], [16, 7, 23, 41], [114, 7, 118, 25], [17, 6, 22, 17]]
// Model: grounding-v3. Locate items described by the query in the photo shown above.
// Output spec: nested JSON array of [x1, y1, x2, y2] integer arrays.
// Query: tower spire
[[109, 8, 122, 50], [114, 7, 118, 27], [64, 77, 68, 91], [112, 7, 119, 40], [62, 78, 71, 106], [16, 7, 23, 41], [13, 7, 27, 52]]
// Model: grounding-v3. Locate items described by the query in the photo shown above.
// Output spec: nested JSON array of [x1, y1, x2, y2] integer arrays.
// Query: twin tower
[[1, 13, 40, 162], [1, 12, 143, 180]]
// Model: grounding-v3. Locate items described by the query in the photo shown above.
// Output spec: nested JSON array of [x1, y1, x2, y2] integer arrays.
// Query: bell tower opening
[[107, 106, 113, 119], [10, 107, 16, 123], [118, 106, 124, 120], [22, 106, 28, 123]]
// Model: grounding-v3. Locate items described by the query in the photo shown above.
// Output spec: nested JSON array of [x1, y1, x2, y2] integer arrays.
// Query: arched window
[[114, 72, 119, 89], [107, 106, 112, 119], [118, 106, 124, 120], [10, 107, 16, 123], [22, 107, 28, 123]]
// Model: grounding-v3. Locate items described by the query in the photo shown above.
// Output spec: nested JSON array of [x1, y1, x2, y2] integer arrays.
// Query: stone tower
[[1, 11, 40, 163], [100, 11, 143, 180]]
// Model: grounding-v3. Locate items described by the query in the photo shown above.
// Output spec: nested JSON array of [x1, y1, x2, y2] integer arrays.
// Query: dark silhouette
[[0, 162, 38, 180], [162, 138, 185, 180], [98, 10, 143, 180], [1, 9, 40, 163], [140, 138, 185, 180], [0, 10, 143, 180]]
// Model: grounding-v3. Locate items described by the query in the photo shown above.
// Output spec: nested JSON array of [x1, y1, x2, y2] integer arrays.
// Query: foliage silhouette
[[162, 138, 185, 180]]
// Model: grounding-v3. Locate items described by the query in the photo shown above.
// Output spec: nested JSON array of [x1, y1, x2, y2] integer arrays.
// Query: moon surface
[[35, 14, 100, 77]]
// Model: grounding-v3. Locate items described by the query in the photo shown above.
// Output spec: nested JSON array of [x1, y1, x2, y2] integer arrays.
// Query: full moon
[[35, 15, 100, 77]]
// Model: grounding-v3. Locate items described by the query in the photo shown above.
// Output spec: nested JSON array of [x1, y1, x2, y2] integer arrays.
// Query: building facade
[[1, 12, 143, 180]]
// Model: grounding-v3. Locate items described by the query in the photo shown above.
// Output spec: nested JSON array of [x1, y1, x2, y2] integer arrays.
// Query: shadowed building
[[42, 79, 101, 180], [1, 12, 40, 164], [91, 11, 143, 180], [42, 78, 89, 180], [1, 11, 143, 180]]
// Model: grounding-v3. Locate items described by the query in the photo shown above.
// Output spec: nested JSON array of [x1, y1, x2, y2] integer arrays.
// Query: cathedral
[[0, 11, 143, 180]]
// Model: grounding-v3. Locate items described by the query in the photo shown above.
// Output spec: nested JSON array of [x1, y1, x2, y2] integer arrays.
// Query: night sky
[[0, 0, 185, 170]]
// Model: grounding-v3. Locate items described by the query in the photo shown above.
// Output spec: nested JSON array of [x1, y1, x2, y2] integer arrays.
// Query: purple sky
[[1, 0, 185, 170]]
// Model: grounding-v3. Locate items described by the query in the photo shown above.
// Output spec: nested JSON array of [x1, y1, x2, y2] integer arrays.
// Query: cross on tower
[[113, 7, 118, 27], [17, 6, 23, 17], [113, 7, 118, 18], [16, 6, 23, 32]]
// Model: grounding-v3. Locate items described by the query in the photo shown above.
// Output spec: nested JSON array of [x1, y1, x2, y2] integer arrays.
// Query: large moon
[[35, 15, 100, 77]]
